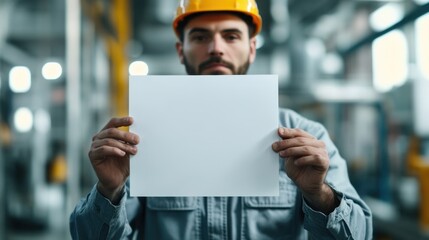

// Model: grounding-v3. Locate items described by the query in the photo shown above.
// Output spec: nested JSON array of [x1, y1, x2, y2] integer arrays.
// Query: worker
[[70, 0, 373, 239]]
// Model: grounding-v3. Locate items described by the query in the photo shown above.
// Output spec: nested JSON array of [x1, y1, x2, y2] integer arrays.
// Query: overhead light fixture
[[370, 3, 404, 31], [9, 66, 31, 93], [42, 62, 63, 80], [14, 107, 33, 133], [129, 61, 149, 76]]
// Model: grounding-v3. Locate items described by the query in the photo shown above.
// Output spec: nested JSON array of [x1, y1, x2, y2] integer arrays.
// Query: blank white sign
[[129, 75, 279, 196]]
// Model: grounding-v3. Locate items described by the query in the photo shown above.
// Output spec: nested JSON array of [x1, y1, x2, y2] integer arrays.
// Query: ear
[[176, 41, 184, 64], [249, 37, 257, 64]]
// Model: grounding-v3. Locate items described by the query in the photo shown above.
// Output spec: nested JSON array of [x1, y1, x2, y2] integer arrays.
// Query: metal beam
[[0, 2, 11, 240], [339, 2, 429, 56], [0, 1, 13, 51], [0, 42, 35, 67], [65, 0, 82, 222]]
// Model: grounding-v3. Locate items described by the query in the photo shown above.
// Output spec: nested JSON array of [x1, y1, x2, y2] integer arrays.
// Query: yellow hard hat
[[173, 0, 262, 38]]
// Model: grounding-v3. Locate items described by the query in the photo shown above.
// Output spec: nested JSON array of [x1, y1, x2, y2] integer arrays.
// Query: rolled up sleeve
[[70, 184, 132, 239]]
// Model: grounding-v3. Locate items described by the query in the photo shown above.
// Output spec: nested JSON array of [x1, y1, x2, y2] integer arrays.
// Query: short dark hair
[[177, 11, 256, 42]]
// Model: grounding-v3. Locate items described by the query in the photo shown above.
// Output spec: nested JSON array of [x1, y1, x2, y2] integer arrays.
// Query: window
[[416, 13, 429, 80], [372, 30, 408, 92]]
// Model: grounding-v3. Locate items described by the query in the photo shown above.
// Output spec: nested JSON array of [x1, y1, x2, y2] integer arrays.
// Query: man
[[70, 0, 373, 239]]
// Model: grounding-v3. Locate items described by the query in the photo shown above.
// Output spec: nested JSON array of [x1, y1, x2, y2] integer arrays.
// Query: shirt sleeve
[[280, 109, 373, 239], [69, 184, 132, 240], [302, 189, 372, 239]]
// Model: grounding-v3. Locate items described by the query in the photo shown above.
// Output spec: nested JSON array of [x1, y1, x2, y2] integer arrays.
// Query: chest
[[141, 172, 306, 240]]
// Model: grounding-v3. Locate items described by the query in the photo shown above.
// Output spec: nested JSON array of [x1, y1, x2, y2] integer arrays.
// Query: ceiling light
[[129, 61, 149, 76], [14, 107, 33, 133], [42, 62, 63, 80], [9, 66, 31, 93]]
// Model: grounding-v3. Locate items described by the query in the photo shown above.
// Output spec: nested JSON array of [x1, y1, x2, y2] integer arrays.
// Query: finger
[[272, 137, 325, 152], [89, 145, 127, 160], [278, 127, 315, 140], [95, 128, 140, 145], [101, 117, 134, 131], [289, 155, 329, 169], [92, 138, 138, 155], [278, 146, 327, 159]]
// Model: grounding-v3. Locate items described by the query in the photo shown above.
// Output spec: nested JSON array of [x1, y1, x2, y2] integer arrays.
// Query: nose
[[208, 34, 224, 57]]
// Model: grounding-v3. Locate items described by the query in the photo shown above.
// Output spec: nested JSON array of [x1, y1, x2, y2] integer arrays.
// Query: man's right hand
[[88, 117, 139, 203]]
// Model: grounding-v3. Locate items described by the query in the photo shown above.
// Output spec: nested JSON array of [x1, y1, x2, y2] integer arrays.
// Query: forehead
[[184, 13, 249, 33]]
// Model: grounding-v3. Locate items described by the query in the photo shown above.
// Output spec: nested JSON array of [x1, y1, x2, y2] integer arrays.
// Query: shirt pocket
[[145, 197, 200, 240], [147, 197, 198, 211], [242, 172, 302, 239]]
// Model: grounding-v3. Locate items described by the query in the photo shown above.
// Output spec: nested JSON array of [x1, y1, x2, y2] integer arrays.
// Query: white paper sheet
[[129, 75, 279, 196]]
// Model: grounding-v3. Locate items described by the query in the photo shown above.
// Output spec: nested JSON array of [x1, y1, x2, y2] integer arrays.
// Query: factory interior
[[1, 0, 429, 239]]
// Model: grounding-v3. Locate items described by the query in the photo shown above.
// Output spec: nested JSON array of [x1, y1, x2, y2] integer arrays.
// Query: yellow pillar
[[407, 137, 429, 230], [106, 0, 130, 117], [420, 166, 429, 230]]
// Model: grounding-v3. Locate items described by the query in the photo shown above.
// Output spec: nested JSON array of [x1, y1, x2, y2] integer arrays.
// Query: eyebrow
[[188, 27, 244, 36], [222, 29, 243, 35], [188, 28, 211, 35]]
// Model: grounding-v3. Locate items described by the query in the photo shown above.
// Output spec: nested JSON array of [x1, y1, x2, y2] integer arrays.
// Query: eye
[[191, 34, 209, 43], [224, 33, 240, 42]]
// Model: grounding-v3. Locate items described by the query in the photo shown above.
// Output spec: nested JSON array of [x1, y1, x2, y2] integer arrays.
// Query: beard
[[183, 56, 250, 75]]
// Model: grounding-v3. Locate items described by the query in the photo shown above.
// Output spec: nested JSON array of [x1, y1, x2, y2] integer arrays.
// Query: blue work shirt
[[70, 109, 373, 239]]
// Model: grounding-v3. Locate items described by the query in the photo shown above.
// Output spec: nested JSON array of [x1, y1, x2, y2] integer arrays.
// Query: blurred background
[[1, 0, 429, 239]]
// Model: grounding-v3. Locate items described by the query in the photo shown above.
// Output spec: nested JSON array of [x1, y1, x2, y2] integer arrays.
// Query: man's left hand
[[272, 127, 338, 214]]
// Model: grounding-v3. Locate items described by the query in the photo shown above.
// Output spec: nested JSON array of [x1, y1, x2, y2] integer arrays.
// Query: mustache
[[198, 57, 234, 72]]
